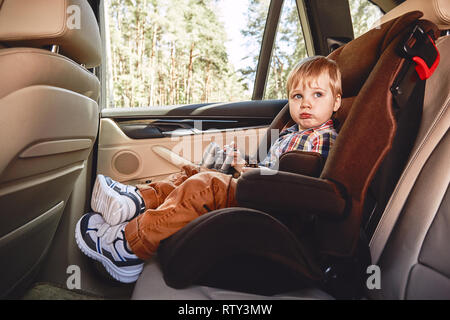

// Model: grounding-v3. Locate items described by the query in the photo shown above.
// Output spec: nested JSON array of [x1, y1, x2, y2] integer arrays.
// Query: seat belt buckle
[[402, 25, 440, 80]]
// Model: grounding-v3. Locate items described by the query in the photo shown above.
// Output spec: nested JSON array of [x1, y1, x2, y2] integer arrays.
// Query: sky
[[215, 0, 253, 71]]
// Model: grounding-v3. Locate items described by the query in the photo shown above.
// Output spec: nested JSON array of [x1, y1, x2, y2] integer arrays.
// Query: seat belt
[[370, 36, 450, 264]]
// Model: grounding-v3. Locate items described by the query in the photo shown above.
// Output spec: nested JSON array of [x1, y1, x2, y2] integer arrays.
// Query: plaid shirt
[[259, 119, 338, 169]]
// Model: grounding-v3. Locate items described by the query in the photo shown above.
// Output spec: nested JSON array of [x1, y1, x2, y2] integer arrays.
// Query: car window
[[263, 0, 307, 100], [104, 0, 270, 108], [349, 0, 384, 38]]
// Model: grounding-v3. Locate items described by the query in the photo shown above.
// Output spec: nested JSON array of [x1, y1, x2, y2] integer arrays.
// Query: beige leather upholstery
[[366, 35, 450, 299], [373, 0, 450, 30], [369, 133, 449, 299], [132, 259, 334, 300], [0, 48, 100, 101], [370, 36, 450, 264], [0, 0, 101, 297], [0, 0, 102, 67]]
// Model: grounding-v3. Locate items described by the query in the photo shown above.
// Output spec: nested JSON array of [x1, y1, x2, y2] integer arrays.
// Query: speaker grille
[[113, 151, 140, 175]]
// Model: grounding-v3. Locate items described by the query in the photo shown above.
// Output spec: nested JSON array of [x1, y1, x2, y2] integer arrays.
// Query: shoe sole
[[91, 175, 127, 225], [75, 216, 143, 284]]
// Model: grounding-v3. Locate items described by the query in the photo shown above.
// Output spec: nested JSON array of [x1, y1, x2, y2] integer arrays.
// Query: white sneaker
[[75, 212, 144, 283], [91, 174, 146, 225]]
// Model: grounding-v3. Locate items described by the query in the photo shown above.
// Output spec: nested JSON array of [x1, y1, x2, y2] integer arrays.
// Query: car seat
[[133, 11, 448, 299], [0, 0, 101, 297]]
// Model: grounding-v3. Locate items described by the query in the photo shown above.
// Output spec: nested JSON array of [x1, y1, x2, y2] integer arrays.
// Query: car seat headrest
[[329, 11, 437, 99], [270, 12, 438, 135], [328, 11, 439, 131], [373, 0, 450, 31], [0, 0, 101, 68]]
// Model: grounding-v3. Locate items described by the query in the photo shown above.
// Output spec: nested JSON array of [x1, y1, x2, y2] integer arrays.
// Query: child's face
[[288, 73, 341, 130]]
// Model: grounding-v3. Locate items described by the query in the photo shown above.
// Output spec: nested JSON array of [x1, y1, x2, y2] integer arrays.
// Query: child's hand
[[231, 149, 247, 173]]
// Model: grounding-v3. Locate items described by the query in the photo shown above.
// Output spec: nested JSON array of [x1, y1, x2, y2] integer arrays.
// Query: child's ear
[[333, 94, 342, 112]]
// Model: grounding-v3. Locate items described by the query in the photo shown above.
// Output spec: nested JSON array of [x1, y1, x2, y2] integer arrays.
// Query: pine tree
[[105, 0, 383, 108], [106, 0, 248, 107]]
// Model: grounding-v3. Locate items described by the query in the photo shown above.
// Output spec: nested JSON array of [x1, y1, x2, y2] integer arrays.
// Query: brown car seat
[[152, 12, 441, 298]]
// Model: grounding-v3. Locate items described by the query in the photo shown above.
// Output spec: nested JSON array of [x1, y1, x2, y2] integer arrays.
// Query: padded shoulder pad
[[279, 150, 324, 177]]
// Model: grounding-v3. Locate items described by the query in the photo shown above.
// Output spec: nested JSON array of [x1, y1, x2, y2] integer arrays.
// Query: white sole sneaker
[[75, 213, 144, 284], [91, 175, 144, 225]]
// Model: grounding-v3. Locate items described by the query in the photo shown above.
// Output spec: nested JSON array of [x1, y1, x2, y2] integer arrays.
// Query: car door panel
[[97, 100, 287, 184]]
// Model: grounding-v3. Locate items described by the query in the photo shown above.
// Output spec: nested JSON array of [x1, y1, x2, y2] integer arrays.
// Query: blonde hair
[[287, 56, 342, 98]]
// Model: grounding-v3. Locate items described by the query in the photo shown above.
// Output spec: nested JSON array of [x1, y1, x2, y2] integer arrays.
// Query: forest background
[[105, 0, 383, 108]]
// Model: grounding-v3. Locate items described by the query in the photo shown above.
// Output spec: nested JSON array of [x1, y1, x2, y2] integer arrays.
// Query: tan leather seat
[[373, 0, 450, 30], [367, 34, 450, 299], [0, 0, 101, 297]]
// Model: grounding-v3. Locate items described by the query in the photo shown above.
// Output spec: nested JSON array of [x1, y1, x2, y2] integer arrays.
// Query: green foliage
[[107, 0, 246, 107], [349, 0, 383, 38], [106, 0, 384, 108]]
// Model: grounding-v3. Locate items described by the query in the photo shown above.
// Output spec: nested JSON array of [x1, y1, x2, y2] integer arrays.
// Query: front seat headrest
[[0, 0, 101, 68], [373, 0, 450, 30]]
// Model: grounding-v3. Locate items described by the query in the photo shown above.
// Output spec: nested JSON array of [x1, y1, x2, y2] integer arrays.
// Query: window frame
[[252, 0, 316, 100]]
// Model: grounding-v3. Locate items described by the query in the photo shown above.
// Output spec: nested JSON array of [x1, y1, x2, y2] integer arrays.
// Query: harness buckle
[[402, 25, 440, 80]]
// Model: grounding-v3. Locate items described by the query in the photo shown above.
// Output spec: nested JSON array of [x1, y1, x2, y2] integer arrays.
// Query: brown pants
[[124, 165, 238, 260]]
